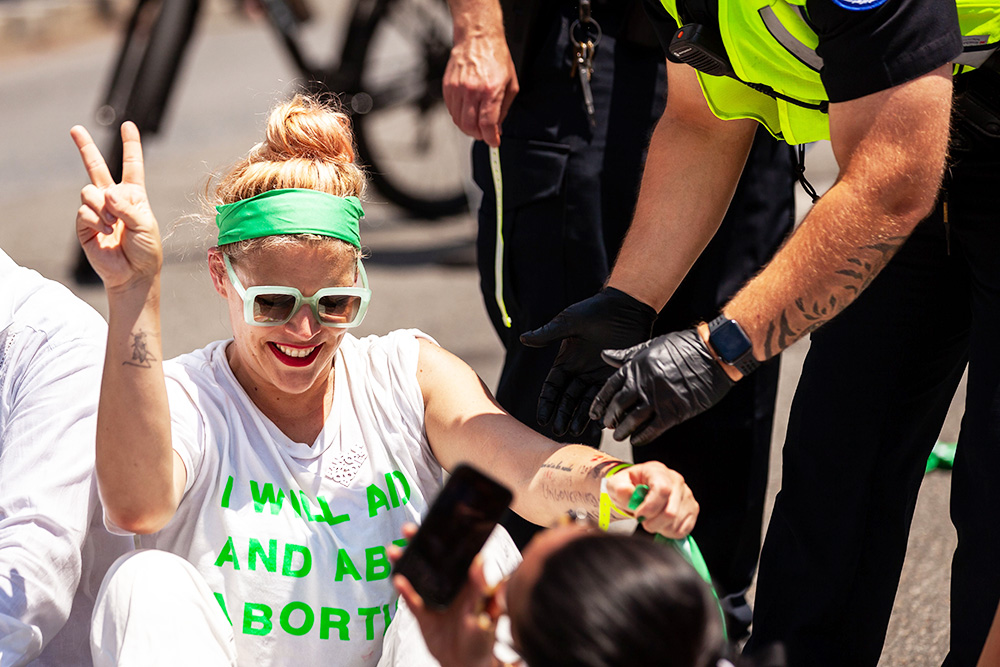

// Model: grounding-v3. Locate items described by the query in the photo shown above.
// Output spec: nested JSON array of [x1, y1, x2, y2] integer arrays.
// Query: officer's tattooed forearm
[[763, 235, 907, 359]]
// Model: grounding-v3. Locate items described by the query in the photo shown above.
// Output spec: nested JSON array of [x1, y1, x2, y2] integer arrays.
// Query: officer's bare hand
[[444, 0, 519, 147]]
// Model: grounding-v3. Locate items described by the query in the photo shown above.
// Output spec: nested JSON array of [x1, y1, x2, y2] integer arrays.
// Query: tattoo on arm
[[540, 487, 600, 520], [777, 311, 797, 352], [593, 458, 625, 478], [763, 320, 778, 360], [123, 330, 157, 368], [764, 235, 906, 358], [582, 456, 625, 480], [537, 455, 625, 521]]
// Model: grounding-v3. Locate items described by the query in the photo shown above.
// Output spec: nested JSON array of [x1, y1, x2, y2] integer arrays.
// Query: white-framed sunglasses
[[223, 254, 371, 328]]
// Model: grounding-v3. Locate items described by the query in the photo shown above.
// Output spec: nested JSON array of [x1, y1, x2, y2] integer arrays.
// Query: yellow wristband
[[598, 463, 634, 531]]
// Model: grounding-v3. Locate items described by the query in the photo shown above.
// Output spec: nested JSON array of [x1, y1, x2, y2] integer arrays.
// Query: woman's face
[[209, 240, 360, 402]]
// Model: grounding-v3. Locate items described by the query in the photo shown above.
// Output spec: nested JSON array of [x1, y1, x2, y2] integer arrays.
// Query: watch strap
[[707, 315, 761, 376]]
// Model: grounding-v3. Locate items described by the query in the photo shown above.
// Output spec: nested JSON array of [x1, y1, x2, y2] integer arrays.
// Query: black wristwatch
[[707, 315, 760, 376]]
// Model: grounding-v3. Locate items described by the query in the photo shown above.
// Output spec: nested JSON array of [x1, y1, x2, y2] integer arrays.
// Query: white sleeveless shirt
[[132, 329, 444, 666]]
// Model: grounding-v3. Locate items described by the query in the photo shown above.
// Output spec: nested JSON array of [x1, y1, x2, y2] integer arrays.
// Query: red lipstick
[[268, 342, 322, 367]]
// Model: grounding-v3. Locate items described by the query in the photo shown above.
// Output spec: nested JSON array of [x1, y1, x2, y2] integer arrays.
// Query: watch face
[[710, 320, 752, 363]]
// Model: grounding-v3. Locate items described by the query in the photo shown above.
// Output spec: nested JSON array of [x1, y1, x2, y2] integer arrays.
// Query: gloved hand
[[520, 288, 657, 437], [589, 328, 735, 446]]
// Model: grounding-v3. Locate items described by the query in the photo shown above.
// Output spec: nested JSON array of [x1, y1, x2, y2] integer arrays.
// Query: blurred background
[[0, 1, 962, 663]]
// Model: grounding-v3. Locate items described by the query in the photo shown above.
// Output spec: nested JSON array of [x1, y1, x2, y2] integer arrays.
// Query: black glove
[[589, 328, 735, 446], [520, 287, 657, 437]]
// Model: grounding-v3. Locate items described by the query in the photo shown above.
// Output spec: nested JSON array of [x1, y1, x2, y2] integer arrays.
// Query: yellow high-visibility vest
[[659, 0, 1000, 144]]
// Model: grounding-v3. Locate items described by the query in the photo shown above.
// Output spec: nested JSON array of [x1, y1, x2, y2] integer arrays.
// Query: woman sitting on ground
[[70, 94, 698, 666]]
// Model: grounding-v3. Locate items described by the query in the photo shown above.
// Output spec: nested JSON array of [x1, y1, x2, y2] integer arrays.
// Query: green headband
[[215, 188, 364, 247]]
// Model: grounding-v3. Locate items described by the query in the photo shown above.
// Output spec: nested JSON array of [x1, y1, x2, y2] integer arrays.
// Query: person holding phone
[[72, 94, 699, 667], [393, 521, 760, 667]]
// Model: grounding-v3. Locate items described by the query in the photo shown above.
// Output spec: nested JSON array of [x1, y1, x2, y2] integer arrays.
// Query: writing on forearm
[[539, 487, 601, 520], [123, 329, 157, 368], [533, 450, 625, 522], [540, 460, 574, 473], [762, 234, 907, 358]]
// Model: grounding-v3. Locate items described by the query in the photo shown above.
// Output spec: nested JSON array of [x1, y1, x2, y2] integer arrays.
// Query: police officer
[[522, 0, 1000, 664], [444, 0, 796, 639]]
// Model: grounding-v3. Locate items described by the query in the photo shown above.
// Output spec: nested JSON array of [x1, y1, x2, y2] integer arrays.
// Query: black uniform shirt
[[641, 0, 961, 102]]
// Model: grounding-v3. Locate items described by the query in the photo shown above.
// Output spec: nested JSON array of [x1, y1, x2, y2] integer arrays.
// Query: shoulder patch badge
[[832, 0, 888, 10]]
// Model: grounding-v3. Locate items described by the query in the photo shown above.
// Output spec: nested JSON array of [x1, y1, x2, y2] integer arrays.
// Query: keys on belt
[[570, 0, 602, 128]]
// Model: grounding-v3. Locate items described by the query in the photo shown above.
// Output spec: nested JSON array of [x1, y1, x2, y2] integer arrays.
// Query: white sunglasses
[[223, 254, 371, 328]]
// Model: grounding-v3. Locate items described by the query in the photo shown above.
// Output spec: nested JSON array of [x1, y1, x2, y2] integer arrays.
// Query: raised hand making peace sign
[[71, 122, 162, 291]]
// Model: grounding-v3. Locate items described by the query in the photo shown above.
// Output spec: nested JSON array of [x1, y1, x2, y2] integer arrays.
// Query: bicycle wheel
[[347, 0, 471, 219]]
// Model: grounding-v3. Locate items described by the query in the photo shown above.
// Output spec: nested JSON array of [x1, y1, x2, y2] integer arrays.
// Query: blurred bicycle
[[75, 0, 469, 282]]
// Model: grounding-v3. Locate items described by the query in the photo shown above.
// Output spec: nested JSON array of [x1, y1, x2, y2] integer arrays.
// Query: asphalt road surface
[[0, 4, 961, 665]]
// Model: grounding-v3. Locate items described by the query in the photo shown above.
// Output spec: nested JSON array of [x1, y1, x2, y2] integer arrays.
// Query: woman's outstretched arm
[[71, 122, 185, 534], [417, 339, 698, 538]]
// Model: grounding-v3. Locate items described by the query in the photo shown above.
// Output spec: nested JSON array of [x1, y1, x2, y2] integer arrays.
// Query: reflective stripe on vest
[[759, 5, 823, 71], [956, 42, 998, 67]]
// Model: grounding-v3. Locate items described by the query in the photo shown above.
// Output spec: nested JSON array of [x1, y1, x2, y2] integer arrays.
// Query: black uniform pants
[[471, 2, 795, 638], [747, 73, 1000, 666]]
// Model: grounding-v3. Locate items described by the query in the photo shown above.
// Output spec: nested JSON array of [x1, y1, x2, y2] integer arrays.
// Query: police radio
[[668, 23, 734, 78], [667, 13, 828, 115]]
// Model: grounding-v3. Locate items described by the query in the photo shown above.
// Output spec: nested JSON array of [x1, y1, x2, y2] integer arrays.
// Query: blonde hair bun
[[214, 94, 366, 205]]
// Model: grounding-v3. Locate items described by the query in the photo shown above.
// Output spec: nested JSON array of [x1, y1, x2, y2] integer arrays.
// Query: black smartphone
[[393, 464, 513, 609]]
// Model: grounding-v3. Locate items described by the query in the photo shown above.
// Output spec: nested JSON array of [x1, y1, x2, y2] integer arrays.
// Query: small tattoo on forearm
[[835, 269, 864, 281], [777, 311, 796, 351], [764, 320, 777, 359], [591, 459, 624, 479], [123, 330, 156, 368]]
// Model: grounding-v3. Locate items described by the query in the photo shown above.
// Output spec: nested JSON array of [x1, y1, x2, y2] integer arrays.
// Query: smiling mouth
[[269, 342, 323, 367]]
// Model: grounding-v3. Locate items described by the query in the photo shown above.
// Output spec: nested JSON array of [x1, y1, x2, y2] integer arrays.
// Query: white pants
[[90, 527, 521, 667], [90, 549, 237, 667]]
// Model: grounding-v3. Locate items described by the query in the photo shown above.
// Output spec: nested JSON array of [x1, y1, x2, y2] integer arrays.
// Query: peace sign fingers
[[70, 122, 161, 290], [119, 121, 145, 187], [70, 121, 146, 188], [70, 124, 115, 189]]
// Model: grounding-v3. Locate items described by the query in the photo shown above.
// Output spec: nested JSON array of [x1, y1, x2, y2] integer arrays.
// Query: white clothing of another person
[[0, 248, 132, 666]]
